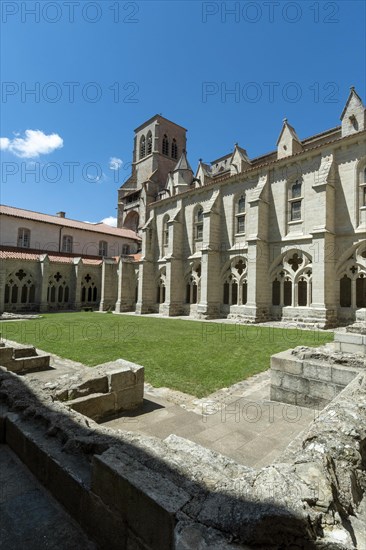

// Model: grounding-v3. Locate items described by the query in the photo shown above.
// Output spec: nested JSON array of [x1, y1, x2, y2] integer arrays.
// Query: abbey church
[[117, 87, 366, 327], [1, 87, 365, 327]]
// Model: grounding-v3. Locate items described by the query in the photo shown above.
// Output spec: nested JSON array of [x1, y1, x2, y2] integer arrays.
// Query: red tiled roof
[[0, 247, 104, 265], [0, 205, 141, 241]]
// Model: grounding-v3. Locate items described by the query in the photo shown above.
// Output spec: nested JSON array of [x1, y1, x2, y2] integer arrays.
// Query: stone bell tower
[[117, 115, 187, 233]]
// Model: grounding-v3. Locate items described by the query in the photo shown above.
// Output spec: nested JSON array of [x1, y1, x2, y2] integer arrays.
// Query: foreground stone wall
[[0, 360, 365, 548], [271, 344, 365, 409]]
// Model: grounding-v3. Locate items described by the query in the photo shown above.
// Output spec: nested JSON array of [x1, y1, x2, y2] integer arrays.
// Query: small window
[[122, 244, 130, 255], [195, 207, 204, 241], [237, 216, 245, 234], [163, 217, 169, 247], [235, 195, 246, 234], [291, 180, 302, 198], [291, 201, 302, 221], [288, 180, 303, 222], [62, 235, 73, 253], [99, 240, 108, 257], [17, 228, 30, 248], [139, 135, 146, 159], [162, 134, 169, 156], [360, 168, 366, 208], [171, 139, 178, 159], [147, 132, 152, 155]]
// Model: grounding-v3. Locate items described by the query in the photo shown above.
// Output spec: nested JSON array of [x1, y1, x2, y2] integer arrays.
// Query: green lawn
[[1, 313, 333, 397]]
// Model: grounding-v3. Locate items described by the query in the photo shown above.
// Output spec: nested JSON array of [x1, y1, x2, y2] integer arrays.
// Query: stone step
[[13, 347, 38, 359], [11, 355, 51, 374]]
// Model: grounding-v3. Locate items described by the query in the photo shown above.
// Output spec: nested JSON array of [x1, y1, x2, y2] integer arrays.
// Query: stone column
[[39, 255, 50, 313], [72, 258, 83, 311], [0, 268, 6, 314], [99, 259, 118, 311], [161, 214, 185, 316], [115, 258, 137, 313], [197, 209, 221, 319], [310, 230, 337, 326], [310, 152, 337, 326], [242, 174, 270, 322]]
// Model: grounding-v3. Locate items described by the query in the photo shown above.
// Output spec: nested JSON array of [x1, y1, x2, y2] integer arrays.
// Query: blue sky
[[1, 0, 365, 225]]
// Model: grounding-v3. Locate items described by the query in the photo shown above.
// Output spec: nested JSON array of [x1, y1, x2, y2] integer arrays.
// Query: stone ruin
[[0, 327, 365, 549]]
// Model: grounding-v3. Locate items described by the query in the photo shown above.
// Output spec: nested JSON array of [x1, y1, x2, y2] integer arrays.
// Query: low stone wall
[[0, 358, 365, 548], [334, 331, 366, 355], [271, 345, 365, 409], [0, 344, 51, 374]]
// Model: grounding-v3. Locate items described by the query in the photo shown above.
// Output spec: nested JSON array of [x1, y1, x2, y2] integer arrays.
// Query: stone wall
[[271, 344, 365, 409], [0, 355, 365, 548]]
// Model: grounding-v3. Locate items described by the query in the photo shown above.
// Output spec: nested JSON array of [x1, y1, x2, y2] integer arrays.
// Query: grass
[[1, 312, 333, 398]]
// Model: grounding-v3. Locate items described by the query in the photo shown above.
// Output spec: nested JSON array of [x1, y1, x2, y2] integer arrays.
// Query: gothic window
[[4, 285, 10, 304], [284, 279, 292, 306], [171, 138, 178, 159], [289, 180, 303, 221], [223, 282, 229, 305], [11, 285, 18, 303], [232, 281, 238, 305], [235, 195, 246, 234], [186, 265, 201, 304], [99, 241, 108, 257], [340, 275, 352, 307], [195, 207, 204, 241], [242, 281, 248, 305], [272, 279, 281, 306], [62, 235, 73, 253], [147, 131, 152, 155], [4, 271, 35, 306], [356, 275, 366, 308], [298, 278, 307, 307], [81, 273, 98, 304], [157, 282, 166, 304], [139, 135, 146, 159], [162, 134, 169, 156], [47, 273, 70, 305], [222, 257, 248, 306], [163, 216, 169, 247], [17, 228, 30, 248]]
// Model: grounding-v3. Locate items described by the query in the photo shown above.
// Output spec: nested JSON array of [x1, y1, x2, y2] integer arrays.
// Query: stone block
[[270, 369, 284, 387], [339, 342, 366, 355], [302, 362, 332, 382], [307, 380, 338, 401], [334, 333, 363, 345], [108, 367, 137, 392], [68, 393, 116, 421], [271, 353, 303, 375], [331, 366, 358, 386], [0, 347, 13, 364], [12, 347, 38, 358], [81, 490, 127, 550], [270, 386, 298, 405], [281, 374, 309, 394], [69, 376, 108, 399], [9, 355, 50, 373], [92, 449, 190, 550], [115, 384, 144, 411]]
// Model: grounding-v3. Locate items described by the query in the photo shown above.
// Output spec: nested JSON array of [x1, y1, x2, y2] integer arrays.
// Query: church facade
[[117, 88, 366, 327]]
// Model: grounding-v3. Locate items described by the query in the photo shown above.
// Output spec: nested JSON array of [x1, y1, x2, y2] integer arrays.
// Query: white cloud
[[0, 137, 10, 150], [0, 130, 63, 158], [100, 216, 117, 227], [109, 157, 123, 170]]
